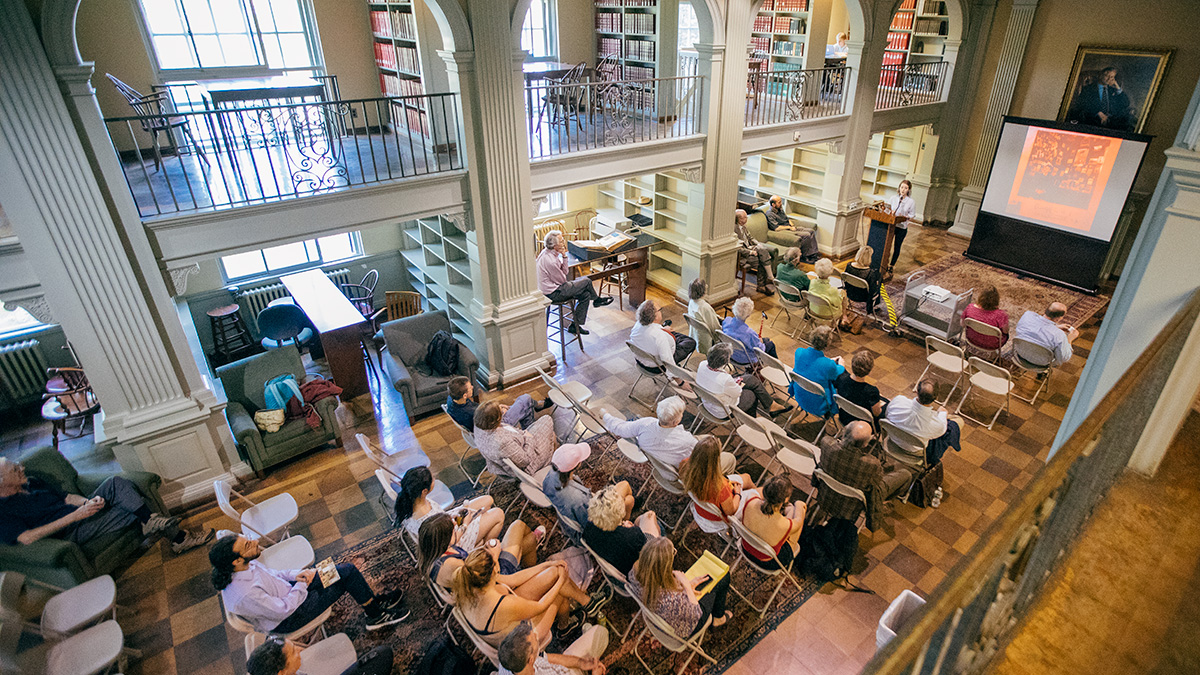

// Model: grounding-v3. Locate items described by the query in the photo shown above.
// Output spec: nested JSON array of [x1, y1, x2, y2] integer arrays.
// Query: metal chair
[[257, 304, 316, 351], [245, 632, 357, 675], [833, 393, 878, 433], [641, 453, 688, 531], [629, 586, 717, 674], [0, 614, 126, 675], [727, 405, 775, 461], [813, 468, 868, 531], [728, 516, 805, 617], [688, 382, 736, 448], [213, 480, 298, 543], [801, 290, 841, 342], [1009, 338, 1055, 405], [440, 404, 486, 487], [626, 340, 672, 410], [917, 336, 968, 405], [0, 572, 116, 641], [501, 458, 559, 533], [841, 272, 878, 326], [662, 362, 701, 407], [714, 328, 755, 369], [763, 429, 819, 481], [610, 437, 650, 485], [682, 313, 716, 355], [583, 540, 639, 640], [106, 73, 207, 171], [961, 317, 1006, 363], [451, 606, 500, 668], [771, 281, 808, 338], [878, 419, 927, 471], [222, 594, 330, 646], [535, 365, 594, 409], [753, 347, 791, 394], [955, 356, 1013, 429], [784, 370, 830, 441]]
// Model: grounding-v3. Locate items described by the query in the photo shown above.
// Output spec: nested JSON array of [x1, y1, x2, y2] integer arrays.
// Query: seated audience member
[[680, 436, 757, 535], [537, 230, 614, 336], [736, 476, 805, 570], [0, 458, 211, 554], [627, 537, 733, 637], [885, 379, 962, 466], [210, 534, 409, 633], [734, 209, 778, 295], [247, 638, 393, 675], [843, 246, 881, 309], [418, 514, 547, 591], [474, 401, 558, 477], [696, 343, 786, 417], [763, 196, 819, 262], [686, 278, 722, 354], [834, 349, 888, 425], [543, 442, 634, 526], [818, 421, 914, 532], [499, 619, 609, 675], [790, 326, 844, 419], [452, 547, 605, 645], [1014, 302, 1079, 366], [446, 375, 551, 431], [807, 258, 848, 322], [961, 285, 1009, 352], [775, 247, 810, 302], [631, 300, 697, 370], [721, 296, 777, 367], [395, 466, 506, 552], [602, 397, 736, 473], [583, 486, 660, 576]]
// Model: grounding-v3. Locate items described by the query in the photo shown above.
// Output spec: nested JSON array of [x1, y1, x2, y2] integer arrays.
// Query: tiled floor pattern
[[0, 224, 1104, 675], [991, 406, 1200, 675]]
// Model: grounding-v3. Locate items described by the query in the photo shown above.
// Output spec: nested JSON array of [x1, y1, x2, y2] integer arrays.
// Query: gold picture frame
[[1057, 45, 1172, 134]]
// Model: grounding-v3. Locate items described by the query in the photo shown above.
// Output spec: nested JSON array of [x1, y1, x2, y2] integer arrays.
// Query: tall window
[[220, 232, 361, 281], [139, 0, 321, 74], [0, 306, 45, 339], [677, 4, 700, 76], [521, 0, 557, 61], [537, 192, 565, 216]]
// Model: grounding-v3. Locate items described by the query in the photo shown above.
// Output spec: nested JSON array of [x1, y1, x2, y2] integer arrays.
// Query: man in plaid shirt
[[816, 422, 913, 531]]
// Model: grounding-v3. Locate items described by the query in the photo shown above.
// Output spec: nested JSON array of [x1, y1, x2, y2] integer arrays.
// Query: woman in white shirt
[[887, 179, 916, 268]]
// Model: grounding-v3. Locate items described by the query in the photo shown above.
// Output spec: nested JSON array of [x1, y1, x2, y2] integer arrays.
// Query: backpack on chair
[[426, 330, 460, 376], [415, 635, 476, 675]]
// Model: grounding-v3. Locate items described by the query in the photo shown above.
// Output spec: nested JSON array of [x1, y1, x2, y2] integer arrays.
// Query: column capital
[[52, 63, 95, 97], [3, 295, 54, 324], [166, 263, 200, 296], [437, 49, 477, 73], [692, 43, 726, 59]]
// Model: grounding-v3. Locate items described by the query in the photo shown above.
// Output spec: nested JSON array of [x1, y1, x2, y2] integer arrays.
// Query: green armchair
[[216, 347, 341, 477], [0, 446, 165, 588]]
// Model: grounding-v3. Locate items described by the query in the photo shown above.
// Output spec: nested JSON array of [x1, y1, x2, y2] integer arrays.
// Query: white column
[[950, 0, 1040, 238], [0, 0, 239, 507]]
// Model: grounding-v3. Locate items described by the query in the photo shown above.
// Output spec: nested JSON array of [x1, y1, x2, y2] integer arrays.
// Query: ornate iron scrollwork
[[784, 70, 812, 121], [600, 83, 642, 145]]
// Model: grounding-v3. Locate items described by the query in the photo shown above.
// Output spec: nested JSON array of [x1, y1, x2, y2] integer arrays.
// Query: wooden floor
[[0, 224, 1106, 675]]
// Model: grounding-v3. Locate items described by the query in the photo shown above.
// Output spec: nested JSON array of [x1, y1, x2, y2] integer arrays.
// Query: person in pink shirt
[[536, 230, 614, 335], [961, 285, 1009, 352]]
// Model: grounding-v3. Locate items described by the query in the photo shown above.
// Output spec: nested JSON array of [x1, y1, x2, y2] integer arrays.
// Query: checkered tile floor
[[0, 224, 1103, 675]]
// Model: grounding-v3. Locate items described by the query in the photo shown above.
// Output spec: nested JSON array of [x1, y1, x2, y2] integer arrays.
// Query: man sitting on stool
[[631, 300, 696, 371], [247, 638, 394, 675], [537, 230, 614, 335]]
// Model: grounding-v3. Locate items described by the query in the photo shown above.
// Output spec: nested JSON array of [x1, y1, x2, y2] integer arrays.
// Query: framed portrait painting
[[1057, 46, 1172, 134]]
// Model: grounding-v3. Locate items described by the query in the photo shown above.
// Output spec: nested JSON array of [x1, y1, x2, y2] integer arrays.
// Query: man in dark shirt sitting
[[444, 376, 552, 431], [817, 422, 913, 532], [764, 195, 820, 262], [0, 458, 212, 554], [834, 350, 888, 426]]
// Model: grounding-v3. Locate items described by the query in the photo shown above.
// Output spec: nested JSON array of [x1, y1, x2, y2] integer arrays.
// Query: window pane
[[278, 34, 312, 68], [180, 0, 216, 32], [153, 35, 198, 69], [268, 0, 304, 32], [249, 0, 276, 31], [142, 1, 186, 33], [261, 34, 285, 70], [0, 306, 45, 336], [209, 0, 247, 32], [262, 241, 312, 270], [191, 35, 222, 66], [221, 250, 267, 279], [219, 34, 259, 66], [316, 233, 356, 261]]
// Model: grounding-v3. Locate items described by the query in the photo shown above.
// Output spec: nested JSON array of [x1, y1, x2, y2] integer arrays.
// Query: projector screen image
[[981, 121, 1147, 242]]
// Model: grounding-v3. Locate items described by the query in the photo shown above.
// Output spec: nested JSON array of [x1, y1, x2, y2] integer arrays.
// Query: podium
[[863, 207, 904, 281]]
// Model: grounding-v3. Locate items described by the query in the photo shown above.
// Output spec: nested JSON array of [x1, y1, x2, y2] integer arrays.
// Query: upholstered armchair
[[746, 207, 817, 254], [216, 347, 341, 477], [381, 310, 479, 421], [0, 446, 165, 588]]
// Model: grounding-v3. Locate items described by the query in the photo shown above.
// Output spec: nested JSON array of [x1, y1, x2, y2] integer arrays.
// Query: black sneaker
[[380, 589, 406, 612], [567, 324, 590, 335], [593, 297, 615, 307], [582, 584, 613, 618], [556, 610, 584, 635], [365, 606, 410, 631]]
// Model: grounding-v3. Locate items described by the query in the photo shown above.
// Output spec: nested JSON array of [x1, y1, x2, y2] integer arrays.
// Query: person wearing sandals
[[394, 466, 506, 552], [627, 537, 733, 638]]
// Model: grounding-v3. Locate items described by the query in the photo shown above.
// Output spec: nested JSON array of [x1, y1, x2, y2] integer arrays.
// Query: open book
[[574, 231, 633, 252], [685, 550, 730, 598]]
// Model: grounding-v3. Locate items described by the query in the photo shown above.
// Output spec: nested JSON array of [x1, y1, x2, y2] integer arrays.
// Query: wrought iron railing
[[875, 60, 949, 110], [103, 93, 464, 217], [525, 74, 704, 160], [864, 289, 1200, 675], [744, 66, 851, 127]]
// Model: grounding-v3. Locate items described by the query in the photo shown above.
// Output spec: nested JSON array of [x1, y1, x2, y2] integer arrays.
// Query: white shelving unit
[[861, 127, 923, 203], [739, 143, 831, 230], [399, 214, 479, 350]]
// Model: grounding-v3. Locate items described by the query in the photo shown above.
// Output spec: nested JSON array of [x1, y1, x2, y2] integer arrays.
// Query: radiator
[[236, 268, 353, 332], [0, 339, 47, 407]]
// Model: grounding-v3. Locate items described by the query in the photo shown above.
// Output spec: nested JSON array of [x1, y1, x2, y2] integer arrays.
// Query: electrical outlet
[[350, 109, 358, 118]]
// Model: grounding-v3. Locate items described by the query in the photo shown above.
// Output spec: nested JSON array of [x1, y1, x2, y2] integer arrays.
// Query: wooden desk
[[567, 243, 651, 308], [281, 270, 369, 400]]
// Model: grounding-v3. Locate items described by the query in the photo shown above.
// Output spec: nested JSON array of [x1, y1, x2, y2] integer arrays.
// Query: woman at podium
[[886, 180, 916, 268]]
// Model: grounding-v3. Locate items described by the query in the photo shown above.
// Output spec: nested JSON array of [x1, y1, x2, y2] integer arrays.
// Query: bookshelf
[[594, 171, 704, 292], [750, 0, 815, 76], [593, 0, 680, 115], [738, 143, 830, 231], [882, 0, 948, 80], [367, 1, 435, 139], [399, 214, 480, 350], [860, 127, 923, 202]]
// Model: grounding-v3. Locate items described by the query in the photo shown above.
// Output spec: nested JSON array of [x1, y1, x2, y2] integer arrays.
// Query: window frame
[[0, 305, 50, 342], [537, 191, 566, 217], [521, 0, 558, 63], [219, 232, 364, 284]]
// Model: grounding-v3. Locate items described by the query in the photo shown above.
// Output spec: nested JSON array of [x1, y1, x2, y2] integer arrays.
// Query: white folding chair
[[535, 365, 593, 409], [682, 491, 735, 558], [727, 405, 774, 461], [355, 432, 432, 483], [357, 432, 453, 524], [626, 340, 672, 410], [753, 347, 790, 394], [841, 272, 878, 326], [956, 356, 1013, 429], [0, 615, 125, 675], [801, 290, 840, 342], [785, 370, 830, 442], [582, 541, 638, 640], [610, 437, 650, 486], [961, 317, 1005, 363], [763, 429, 819, 481], [1009, 337, 1055, 404], [661, 362, 701, 410], [500, 458, 559, 539], [450, 606, 500, 667], [440, 404, 486, 487], [918, 336, 968, 404], [683, 313, 715, 357], [213, 480, 297, 543], [244, 632, 357, 675], [641, 453, 688, 532], [879, 419, 927, 471], [713, 328, 754, 370], [728, 516, 805, 617], [629, 585, 717, 674], [813, 468, 868, 531], [215, 528, 315, 570], [833, 393, 877, 431], [222, 594, 331, 646], [771, 281, 808, 338], [689, 382, 737, 448]]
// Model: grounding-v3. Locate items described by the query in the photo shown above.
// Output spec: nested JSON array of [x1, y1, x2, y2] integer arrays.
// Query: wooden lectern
[[864, 206, 905, 281]]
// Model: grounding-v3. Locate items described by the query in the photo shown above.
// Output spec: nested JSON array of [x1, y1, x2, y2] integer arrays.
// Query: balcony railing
[[744, 66, 851, 128], [864, 290, 1200, 675], [104, 93, 464, 217], [525, 75, 704, 160], [875, 60, 949, 110]]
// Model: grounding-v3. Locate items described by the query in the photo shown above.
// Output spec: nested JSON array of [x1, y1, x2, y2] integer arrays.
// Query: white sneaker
[[171, 528, 215, 554], [142, 514, 180, 536]]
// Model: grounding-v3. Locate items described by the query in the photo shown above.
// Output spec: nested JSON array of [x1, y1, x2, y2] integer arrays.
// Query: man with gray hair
[[734, 209, 777, 295], [536, 229, 614, 335], [630, 300, 696, 371], [602, 396, 736, 473], [817, 421, 913, 533], [763, 196, 819, 261]]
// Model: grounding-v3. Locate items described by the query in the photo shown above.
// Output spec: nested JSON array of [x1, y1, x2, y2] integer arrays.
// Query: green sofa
[[216, 347, 342, 477], [745, 208, 816, 256], [0, 446, 165, 588]]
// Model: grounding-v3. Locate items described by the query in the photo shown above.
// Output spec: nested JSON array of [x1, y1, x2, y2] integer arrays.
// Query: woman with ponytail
[[396, 466, 504, 550]]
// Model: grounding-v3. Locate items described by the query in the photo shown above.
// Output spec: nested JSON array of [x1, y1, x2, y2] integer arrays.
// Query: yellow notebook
[[684, 550, 730, 598]]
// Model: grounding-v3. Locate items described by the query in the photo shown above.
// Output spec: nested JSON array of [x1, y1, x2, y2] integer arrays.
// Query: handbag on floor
[[907, 462, 944, 508]]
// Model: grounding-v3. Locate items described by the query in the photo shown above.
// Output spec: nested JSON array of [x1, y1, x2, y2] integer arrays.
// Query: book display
[[593, 0, 680, 115]]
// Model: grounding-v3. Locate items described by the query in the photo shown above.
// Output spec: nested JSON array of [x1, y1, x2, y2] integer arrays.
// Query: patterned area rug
[[323, 434, 826, 674], [883, 254, 1110, 334]]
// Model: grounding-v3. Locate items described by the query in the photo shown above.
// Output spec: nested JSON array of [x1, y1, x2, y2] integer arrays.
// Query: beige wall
[[822, 0, 851, 44], [557, 0, 596, 66], [311, 0, 379, 101]]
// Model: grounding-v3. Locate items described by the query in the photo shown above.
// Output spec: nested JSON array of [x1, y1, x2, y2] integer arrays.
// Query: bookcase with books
[[367, 1, 431, 138], [738, 144, 831, 231], [860, 127, 923, 202], [750, 0, 817, 75], [881, 0, 947, 85], [398, 214, 481, 351], [593, 0, 680, 116]]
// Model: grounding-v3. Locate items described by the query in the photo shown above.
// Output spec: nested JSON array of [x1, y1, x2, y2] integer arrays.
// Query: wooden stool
[[208, 304, 254, 364], [546, 299, 583, 362]]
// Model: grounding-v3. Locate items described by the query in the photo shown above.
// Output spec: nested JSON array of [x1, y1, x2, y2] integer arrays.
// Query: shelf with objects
[[399, 213, 480, 351], [367, 0, 455, 148], [593, 0, 680, 118], [739, 143, 831, 233], [880, 0, 949, 101]]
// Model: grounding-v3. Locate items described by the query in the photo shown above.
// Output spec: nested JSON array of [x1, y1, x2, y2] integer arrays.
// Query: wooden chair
[[538, 62, 587, 132], [106, 73, 206, 171], [385, 291, 423, 322], [340, 269, 379, 319], [40, 369, 100, 449], [533, 219, 573, 256]]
